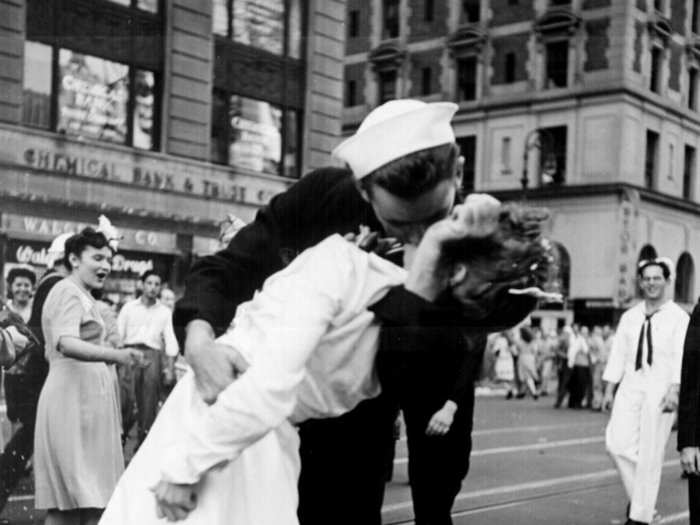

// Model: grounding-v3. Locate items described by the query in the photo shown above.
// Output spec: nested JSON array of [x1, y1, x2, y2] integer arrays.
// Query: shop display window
[[213, 0, 304, 58], [22, 42, 158, 151], [211, 93, 301, 178], [107, 0, 159, 13], [57, 50, 130, 144], [22, 41, 53, 130]]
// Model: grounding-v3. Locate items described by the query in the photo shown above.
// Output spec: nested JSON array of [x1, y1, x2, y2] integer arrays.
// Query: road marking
[[395, 435, 605, 464], [397, 421, 604, 443], [658, 511, 690, 524], [7, 494, 33, 502], [383, 458, 678, 513]]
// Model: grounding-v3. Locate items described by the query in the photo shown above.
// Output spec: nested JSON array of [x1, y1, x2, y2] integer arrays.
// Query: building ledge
[[487, 183, 700, 217]]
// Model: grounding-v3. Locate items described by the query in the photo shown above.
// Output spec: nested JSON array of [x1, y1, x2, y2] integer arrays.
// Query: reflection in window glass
[[22, 41, 53, 129], [233, 0, 284, 55], [211, 90, 228, 164], [133, 70, 155, 150], [57, 49, 129, 144], [228, 95, 282, 175], [284, 110, 299, 178], [213, 0, 229, 36], [137, 0, 159, 12], [287, 0, 303, 59]]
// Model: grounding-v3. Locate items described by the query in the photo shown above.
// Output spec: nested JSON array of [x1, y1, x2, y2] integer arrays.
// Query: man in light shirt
[[118, 270, 178, 443], [602, 258, 689, 525]]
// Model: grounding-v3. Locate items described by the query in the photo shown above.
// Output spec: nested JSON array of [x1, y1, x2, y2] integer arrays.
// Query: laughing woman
[[33, 228, 144, 525]]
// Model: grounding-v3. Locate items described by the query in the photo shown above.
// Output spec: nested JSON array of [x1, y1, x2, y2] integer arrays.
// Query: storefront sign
[[2, 214, 178, 255], [0, 129, 288, 207]]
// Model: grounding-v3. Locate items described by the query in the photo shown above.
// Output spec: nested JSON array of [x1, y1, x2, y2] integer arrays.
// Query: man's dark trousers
[[0, 374, 40, 510], [297, 395, 398, 525], [689, 475, 700, 525], [403, 390, 473, 525]]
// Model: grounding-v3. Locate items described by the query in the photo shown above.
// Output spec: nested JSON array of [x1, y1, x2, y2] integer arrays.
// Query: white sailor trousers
[[605, 374, 674, 524]]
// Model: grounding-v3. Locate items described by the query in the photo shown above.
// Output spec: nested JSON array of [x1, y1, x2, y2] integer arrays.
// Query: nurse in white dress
[[100, 233, 404, 525], [99, 200, 550, 525]]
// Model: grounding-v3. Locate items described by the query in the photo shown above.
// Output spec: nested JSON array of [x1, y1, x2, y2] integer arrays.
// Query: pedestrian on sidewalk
[[678, 296, 700, 525], [0, 232, 70, 514], [33, 228, 144, 525], [602, 257, 688, 525], [117, 270, 178, 444]]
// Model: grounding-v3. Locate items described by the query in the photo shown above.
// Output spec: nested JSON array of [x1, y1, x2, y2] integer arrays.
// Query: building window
[[541, 126, 567, 185], [693, 0, 700, 34], [675, 252, 695, 304], [213, 0, 305, 59], [457, 56, 477, 101], [457, 135, 476, 193], [424, 0, 434, 22], [684, 144, 696, 199], [500, 137, 512, 174], [689, 69, 698, 110], [210, 92, 301, 178], [653, 0, 664, 13], [107, 0, 159, 12], [505, 52, 517, 83], [462, 0, 480, 23], [545, 41, 568, 89], [645, 130, 660, 189], [345, 80, 357, 107], [650, 47, 663, 93], [348, 9, 360, 38], [22, 41, 52, 130], [22, 42, 158, 150], [379, 70, 397, 103], [421, 67, 432, 95], [668, 143, 675, 180], [383, 0, 400, 39]]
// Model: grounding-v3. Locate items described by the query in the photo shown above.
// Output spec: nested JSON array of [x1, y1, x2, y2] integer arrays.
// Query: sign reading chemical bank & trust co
[[0, 128, 288, 207]]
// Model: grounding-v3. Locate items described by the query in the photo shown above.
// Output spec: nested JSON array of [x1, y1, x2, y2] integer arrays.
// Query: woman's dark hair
[[140, 269, 162, 283], [6, 267, 37, 288], [63, 228, 111, 270], [520, 326, 534, 344], [359, 142, 460, 200], [440, 204, 553, 330]]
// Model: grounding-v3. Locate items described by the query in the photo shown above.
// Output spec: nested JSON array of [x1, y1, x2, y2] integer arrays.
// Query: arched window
[[675, 252, 695, 304], [546, 242, 571, 298], [638, 244, 658, 263]]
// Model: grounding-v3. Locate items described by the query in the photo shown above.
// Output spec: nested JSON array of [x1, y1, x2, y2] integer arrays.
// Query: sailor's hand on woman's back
[[185, 319, 250, 404]]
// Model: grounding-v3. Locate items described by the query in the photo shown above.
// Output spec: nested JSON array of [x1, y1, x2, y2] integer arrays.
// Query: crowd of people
[[0, 99, 699, 525], [0, 226, 181, 525], [484, 323, 616, 409]]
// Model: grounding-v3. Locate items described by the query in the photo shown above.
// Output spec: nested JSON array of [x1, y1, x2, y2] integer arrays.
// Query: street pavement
[[383, 395, 690, 525], [0, 395, 691, 524]]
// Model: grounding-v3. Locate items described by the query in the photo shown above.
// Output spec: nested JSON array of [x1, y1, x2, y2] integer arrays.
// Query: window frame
[[213, 0, 306, 59], [22, 40, 161, 151], [544, 39, 569, 89], [456, 55, 478, 102], [210, 90, 303, 179]]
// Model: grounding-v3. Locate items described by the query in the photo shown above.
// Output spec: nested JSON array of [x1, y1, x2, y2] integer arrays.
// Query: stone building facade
[[343, 0, 700, 326], [0, 0, 345, 303]]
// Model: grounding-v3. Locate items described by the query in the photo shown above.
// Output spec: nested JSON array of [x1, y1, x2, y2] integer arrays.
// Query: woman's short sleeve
[[47, 286, 84, 341]]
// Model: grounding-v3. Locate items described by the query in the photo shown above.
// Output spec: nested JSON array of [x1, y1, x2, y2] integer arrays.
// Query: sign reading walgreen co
[[0, 128, 288, 206]]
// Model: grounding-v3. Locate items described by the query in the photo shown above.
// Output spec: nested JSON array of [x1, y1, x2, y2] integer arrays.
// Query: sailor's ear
[[448, 262, 468, 287]]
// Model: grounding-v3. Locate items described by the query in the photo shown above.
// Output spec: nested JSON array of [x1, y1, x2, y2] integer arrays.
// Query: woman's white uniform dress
[[99, 235, 405, 525]]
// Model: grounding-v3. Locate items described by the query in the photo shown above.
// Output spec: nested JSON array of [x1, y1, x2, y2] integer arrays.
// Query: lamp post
[[521, 128, 558, 199]]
